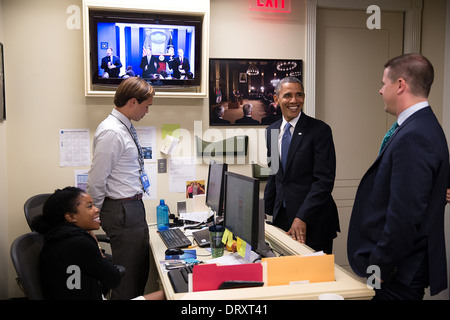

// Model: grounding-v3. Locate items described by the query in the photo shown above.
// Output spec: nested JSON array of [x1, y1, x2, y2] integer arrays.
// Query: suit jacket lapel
[[376, 106, 432, 162], [377, 124, 401, 159]]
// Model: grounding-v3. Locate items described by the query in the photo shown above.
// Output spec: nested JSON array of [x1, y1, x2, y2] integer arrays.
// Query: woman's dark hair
[[32, 187, 85, 234]]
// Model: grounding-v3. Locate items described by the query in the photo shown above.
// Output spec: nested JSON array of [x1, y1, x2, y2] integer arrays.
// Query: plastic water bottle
[[157, 199, 169, 231]]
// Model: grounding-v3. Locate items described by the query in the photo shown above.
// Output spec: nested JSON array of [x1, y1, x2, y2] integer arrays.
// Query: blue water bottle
[[157, 199, 169, 231]]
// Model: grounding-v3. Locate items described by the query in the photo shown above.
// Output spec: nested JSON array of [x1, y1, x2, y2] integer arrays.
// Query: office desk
[[148, 224, 374, 300]]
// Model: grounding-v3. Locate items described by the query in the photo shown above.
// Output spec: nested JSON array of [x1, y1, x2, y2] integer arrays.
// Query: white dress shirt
[[87, 108, 142, 208], [397, 101, 429, 126]]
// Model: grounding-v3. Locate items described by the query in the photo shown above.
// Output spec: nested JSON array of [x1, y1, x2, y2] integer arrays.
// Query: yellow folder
[[262, 254, 335, 286]]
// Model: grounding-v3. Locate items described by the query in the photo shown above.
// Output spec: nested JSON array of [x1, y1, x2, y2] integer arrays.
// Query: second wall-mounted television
[[209, 58, 303, 126]]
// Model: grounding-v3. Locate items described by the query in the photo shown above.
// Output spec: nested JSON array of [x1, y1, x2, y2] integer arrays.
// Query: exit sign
[[249, 0, 291, 13]]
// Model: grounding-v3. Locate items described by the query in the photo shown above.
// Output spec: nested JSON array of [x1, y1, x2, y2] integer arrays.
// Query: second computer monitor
[[205, 160, 227, 217], [223, 171, 260, 249]]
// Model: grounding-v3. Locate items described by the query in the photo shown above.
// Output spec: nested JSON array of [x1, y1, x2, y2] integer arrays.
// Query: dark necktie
[[281, 122, 292, 170], [130, 124, 143, 162], [379, 121, 398, 154], [129, 124, 146, 189]]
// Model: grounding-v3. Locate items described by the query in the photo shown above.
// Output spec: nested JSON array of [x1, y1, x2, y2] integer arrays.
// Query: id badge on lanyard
[[140, 172, 150, 194]]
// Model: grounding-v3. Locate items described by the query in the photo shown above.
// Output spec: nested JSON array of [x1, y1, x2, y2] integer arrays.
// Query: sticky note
[[222, 228, 233, 245], [236, 237, 252, 260]]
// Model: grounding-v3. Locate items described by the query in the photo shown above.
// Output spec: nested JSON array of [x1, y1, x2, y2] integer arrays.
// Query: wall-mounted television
[[89, 10, 202, 87], [209, 58, 303, 126], [83, 0, 210, 98]]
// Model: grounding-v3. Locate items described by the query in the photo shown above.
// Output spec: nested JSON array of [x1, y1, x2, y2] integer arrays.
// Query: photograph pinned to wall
[[74, 169, 89, 192], [0, 43, 5, 122], [209, 58, 302, 126], [186, 180, 205, 199]]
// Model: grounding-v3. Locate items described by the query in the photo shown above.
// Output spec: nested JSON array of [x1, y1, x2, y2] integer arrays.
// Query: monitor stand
[[256, 240, 276, 258], [215, 215, 224, 226], [257, 199, 276, 257]]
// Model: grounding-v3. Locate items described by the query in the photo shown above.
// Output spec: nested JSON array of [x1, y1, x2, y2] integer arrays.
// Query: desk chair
[[10, 232, 45, 300], [24, 193, 111, 250], [23, 193, 52, 231]]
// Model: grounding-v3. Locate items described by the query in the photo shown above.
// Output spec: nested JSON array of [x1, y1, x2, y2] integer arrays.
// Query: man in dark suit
[[347, 54, 449, 300], [211, 105, 230, 124], [173, 48, 191, 79], [264, 76, 340, 254], [140, 46, 159, 78], [100, 48, 122, 78]]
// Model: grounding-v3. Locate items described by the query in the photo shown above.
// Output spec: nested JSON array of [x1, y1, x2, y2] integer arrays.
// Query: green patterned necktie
[[379, 121, 398, 154]]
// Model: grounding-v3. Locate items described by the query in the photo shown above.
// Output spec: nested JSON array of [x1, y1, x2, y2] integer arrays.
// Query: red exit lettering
[[257, 0, 285, 8], [249, 0, 291, 13]]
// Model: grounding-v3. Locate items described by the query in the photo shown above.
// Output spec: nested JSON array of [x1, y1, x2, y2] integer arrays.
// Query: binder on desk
[[192, 263, 263, 292], [262, 254, 335, 286]]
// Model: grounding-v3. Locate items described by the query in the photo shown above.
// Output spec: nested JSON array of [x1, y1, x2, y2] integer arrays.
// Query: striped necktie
[[379, 121, 398, 154], [129, 124, 143, 163]]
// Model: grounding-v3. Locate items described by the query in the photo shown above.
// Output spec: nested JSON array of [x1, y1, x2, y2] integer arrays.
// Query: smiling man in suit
[[264, 76, 340, 254], [348, 54, 449, 300]]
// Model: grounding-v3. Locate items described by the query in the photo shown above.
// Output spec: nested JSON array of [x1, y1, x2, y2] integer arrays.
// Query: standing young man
[[87, 77, 155, 300]]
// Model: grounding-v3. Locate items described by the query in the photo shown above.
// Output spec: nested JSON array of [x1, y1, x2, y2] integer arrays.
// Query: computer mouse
[[165, 248, 184, 256]]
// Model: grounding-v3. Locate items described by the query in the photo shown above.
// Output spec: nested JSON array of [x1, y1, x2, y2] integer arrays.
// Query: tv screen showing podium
[[88, 9, 203, 88]]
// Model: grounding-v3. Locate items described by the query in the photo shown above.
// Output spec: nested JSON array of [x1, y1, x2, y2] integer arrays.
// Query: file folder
[[192, 263, 263, 292], [262, 254, 335, 286]]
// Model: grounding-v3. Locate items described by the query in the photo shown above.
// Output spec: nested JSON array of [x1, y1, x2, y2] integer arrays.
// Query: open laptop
[[192, 228, 210, 248]]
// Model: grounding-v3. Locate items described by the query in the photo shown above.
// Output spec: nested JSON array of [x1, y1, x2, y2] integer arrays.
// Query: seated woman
[[33, 186, 164, 300]]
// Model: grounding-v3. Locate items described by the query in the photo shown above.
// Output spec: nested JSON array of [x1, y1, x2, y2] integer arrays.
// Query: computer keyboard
[[168, 264, 194, 293], [158, 228, 192, 249]]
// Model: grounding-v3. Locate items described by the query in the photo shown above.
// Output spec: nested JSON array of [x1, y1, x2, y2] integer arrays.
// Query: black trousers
[[100, 198, 150, 300], [273, 206, 333, 254], [372, 256, 429, 300]]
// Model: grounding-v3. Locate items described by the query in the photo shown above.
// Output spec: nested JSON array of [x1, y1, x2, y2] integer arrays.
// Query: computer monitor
[[205, 160, 227, 219], [223, 172, 274, 257]]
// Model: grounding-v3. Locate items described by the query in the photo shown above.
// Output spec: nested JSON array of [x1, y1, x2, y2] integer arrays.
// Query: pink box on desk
[[192, 263, 263, 292]]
